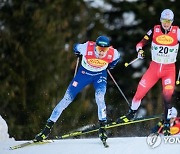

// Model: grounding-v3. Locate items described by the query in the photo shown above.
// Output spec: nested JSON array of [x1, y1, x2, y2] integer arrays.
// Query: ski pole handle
[[176, 69, 180, 85], [124, 57, 139, 67]]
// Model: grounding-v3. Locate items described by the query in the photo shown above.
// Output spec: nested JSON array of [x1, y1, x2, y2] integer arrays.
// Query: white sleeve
[[76, 42, 88, 55], [177, 28, 180, 42], [113, 49, 120, 61]]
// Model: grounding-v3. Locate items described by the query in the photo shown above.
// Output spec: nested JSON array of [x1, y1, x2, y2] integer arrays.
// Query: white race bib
[[151, 42, 179, 64]]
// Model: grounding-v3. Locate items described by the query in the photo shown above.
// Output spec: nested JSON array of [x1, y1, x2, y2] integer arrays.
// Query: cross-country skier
[[117, 9, 180, 136], [34, 36, 120, 143], [152, 107, 180, 135]]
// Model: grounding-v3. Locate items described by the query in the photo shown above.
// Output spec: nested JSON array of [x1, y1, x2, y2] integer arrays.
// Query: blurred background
[[0, 0, 180, 140]]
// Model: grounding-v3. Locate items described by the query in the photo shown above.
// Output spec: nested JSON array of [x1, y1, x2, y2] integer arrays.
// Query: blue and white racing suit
[[49, 41, 120, 122]]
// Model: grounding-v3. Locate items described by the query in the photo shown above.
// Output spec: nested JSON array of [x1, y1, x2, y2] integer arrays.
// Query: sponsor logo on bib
[[156, 35, 174, 45], [87, 59, 107, 67]]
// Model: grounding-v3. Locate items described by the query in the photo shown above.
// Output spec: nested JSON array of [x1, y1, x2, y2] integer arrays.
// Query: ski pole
[[124, 57, 139, 67], [74, 57, 80, 77], [176, 69, 180, 85], [107, 69, 130, 106], [157, 125, 163, 134]]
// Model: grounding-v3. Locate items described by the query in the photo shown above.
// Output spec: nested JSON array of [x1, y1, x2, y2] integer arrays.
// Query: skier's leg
[[162, 66, 175, 136], [117, 62, 159, 123], [131, 68, 159, 110], [49, 85, 79, 122], [35, 68, 91, 141], [94, 75, 107, 121], [50, 68, 92, 122], [93, 72, 108, 141]]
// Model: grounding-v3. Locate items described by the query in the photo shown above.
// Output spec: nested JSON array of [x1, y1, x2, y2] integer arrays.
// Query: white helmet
[[160, 9, 174, 21], [170, 107, 178, 118]]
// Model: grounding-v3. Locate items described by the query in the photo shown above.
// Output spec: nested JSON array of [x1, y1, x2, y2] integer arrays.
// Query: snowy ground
[[1, 136, 180, 154], [1, 115, 180, 154]]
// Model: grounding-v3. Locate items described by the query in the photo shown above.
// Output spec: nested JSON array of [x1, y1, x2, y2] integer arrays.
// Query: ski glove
[[107, 65, 115, 70], [73, 43, 82, 57], [137, 49, 145, 59], [107, 58, 120, 70], [74, 51, 81, 57]]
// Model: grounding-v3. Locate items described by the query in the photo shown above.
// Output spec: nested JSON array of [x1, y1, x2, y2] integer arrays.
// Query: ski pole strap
[[56, 114, 162, 139]]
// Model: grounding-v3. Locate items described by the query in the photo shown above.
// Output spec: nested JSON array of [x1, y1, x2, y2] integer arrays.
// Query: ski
[[9, 115, 161, 150], [9, 139, 53, 150], [56, 114, 162, 139]]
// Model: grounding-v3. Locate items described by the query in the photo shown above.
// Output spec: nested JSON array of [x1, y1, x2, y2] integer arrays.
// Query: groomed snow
[[1, 115, 180, 154], [1, 136, 180, 154]]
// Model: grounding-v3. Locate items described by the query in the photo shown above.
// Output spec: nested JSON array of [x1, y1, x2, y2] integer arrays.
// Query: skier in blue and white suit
[[35, 36, 120, 142]]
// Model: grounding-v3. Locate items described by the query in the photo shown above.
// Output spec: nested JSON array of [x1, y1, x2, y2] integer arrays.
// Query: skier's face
[[96, 46, 109, 58], [161, 19, 173, 30]]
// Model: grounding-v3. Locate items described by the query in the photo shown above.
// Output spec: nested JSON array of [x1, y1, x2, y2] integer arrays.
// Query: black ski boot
[[34, 119, 54, 142], [116, 109, 137, 123], [163, 120, 170, 136], [98, 120, 108, 142]]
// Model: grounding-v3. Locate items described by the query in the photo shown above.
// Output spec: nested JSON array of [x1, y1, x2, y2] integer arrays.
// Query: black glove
[[74, 51, 81, 57], [107, 65, 115, 70], [73, 43, 82, 57]]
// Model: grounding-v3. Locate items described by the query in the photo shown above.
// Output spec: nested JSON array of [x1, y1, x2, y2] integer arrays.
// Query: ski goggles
[[96, 46, 109, 53], [160, 19, 173, 24]]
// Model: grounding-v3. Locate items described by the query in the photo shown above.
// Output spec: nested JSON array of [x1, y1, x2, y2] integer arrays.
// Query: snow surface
[[1, 136, 180, 154], [0, 115, 10, 141], [1, 115, 180, 154]]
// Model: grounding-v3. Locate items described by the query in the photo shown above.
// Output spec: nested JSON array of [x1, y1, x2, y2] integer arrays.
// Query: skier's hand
[[157, 120, 163, 127], [73, 43, 82, 57], [107, 65, 115, 70], [137, 49, 145, 59], [74, 51, 81, 57]]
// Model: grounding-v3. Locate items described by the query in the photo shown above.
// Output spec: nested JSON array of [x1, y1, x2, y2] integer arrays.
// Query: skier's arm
[[73, 42, 88, 56], [136, 28, 153, 51], [177, 28, 180, 42], [108, 49, 120, 69], [136, 28, 153, 59]]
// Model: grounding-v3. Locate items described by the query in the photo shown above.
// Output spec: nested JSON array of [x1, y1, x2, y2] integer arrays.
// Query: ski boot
[[163, 121, 170, 136], [34, 119, 54, 142], [98, 120, 108, 142], [116, 109, 137, 124]]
